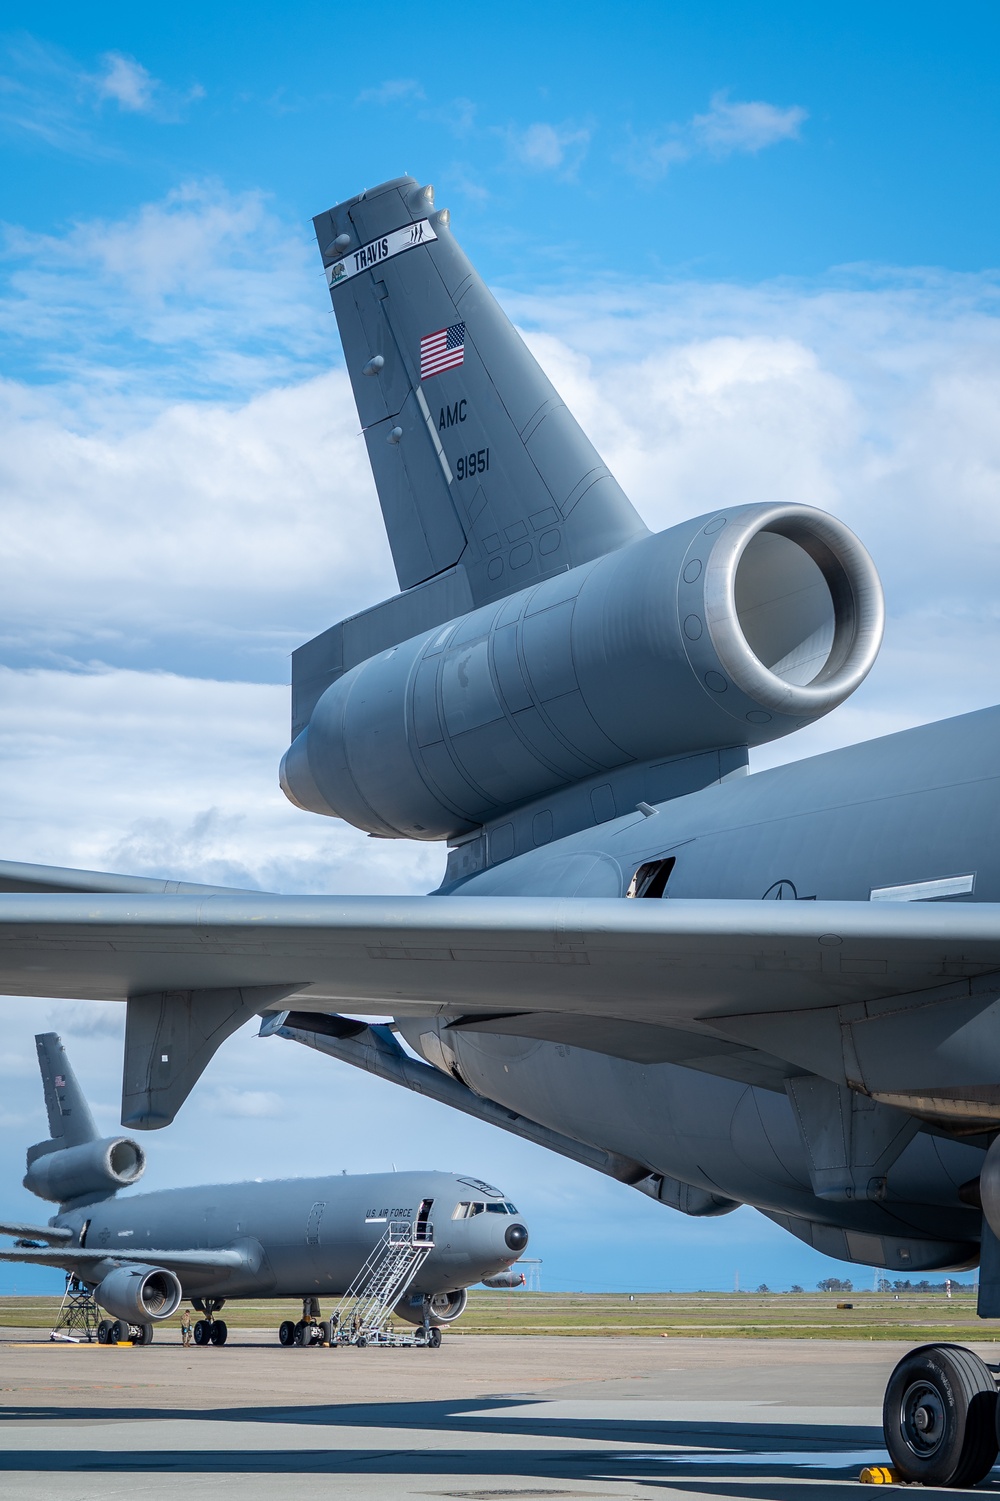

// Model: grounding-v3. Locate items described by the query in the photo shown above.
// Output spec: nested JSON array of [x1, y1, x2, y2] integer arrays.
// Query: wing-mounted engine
[[395, 1287, 469, 1327], [282, 501, 884, 852], [94, 1263, 181, 1322]]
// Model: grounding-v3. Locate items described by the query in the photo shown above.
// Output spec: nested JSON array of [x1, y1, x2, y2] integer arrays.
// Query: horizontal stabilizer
[[0, 1220, 72, 1243], [315, 176, 648, 605]]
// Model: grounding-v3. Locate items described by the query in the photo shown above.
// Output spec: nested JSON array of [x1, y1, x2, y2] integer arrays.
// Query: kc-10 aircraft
[[1, 174, 1000, 1482], [0, 1033, 528, 1345]]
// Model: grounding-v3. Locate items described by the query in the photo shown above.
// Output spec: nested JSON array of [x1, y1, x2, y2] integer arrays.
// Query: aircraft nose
[[505, 1222, 529, 1253]]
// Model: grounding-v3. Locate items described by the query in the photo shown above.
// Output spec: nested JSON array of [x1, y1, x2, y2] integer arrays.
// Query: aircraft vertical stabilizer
[[33, 1032, 99, 1152], [313, 176, 648, 605]]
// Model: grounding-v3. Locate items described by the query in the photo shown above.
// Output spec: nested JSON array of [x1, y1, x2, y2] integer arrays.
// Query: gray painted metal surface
[[0, 1035, 526, 1316], [0, 174, 997, 1293]]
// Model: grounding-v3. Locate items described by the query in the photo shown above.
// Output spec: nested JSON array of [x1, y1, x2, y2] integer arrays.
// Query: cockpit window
[[504, 1202, 518, 1214], [470, 1202, 486, 1215], [452, 1201, 489, 1218], [486, 1203, 507, 1213]]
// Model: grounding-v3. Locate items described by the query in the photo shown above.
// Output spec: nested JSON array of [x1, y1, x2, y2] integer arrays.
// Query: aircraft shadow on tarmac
[[0, 1393, 914, 1494]]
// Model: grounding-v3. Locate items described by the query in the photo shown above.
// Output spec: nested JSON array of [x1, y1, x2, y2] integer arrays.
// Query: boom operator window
[[626, 857, 676, 898]]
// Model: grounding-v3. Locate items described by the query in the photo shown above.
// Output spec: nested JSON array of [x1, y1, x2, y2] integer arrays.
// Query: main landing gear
[[881, 1173, 1000, 1486], [882, 1343, 999, 1488], [191, 1297, 228, 1347], [97, 1318, 153, 1345], [279, 1296, 331, 1347]]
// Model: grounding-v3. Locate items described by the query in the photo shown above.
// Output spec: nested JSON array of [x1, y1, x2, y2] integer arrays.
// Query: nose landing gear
[[279, 1296, 333, 1348]]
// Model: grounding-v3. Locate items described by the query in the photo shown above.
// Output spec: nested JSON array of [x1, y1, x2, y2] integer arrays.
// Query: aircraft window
[[452, 1202, 471, 1219], [486, 1203, 507, 1213], [469, 1202, 487, 1215], [626, 857, 675, 899], [504, 1202, 518, 1214]]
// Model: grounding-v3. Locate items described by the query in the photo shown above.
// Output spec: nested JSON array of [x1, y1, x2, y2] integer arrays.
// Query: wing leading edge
[[1, 892, 998, 1126]]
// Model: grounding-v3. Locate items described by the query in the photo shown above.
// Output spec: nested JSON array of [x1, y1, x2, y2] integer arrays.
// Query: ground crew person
[[180, 1309, 192, 1347]]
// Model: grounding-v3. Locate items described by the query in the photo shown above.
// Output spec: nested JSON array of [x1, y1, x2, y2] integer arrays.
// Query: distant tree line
[[814, 1277, 973, 1292]]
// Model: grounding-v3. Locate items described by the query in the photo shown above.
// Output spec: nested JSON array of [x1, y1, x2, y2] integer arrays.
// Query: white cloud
[[504, 121, 591, 174], [0, 370, 393, 677], [0, 183, 397, 678], [212, 1086, 285, 1118], [629, 89, 807, 178], [93, 51, 157, 113], [0, 666, 441, 895], [0, 36, 201, 153], [0, 180, 325, 394], [693, 90, 807, 155], [356, 78, 425, 106]]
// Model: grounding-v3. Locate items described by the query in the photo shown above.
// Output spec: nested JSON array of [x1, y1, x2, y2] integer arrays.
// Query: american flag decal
[[420, 322, 465, 380], [54, 1076, 65, 1088]]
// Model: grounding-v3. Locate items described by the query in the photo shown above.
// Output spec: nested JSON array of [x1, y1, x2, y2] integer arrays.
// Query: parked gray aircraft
[[0, 174, 999, 1481], [0, 1032, 528, 1346]]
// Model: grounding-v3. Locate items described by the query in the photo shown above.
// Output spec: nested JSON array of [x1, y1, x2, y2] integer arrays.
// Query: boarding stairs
[[331, 1216, 435, 1346]]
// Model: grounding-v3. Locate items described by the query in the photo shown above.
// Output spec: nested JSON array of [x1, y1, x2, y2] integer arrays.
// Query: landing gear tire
[[193, 1319, 210, 1346], [110, 1320, 130, 1344], [133, 1323, 154, 1346], [427, 1327, 442, 1349], [210, 1320, 228, 1346], [883, 1343, 998, 1488], [97, 1319, 113, 1344], [319, 1320, 331, 1346], [279, 1320, 295, 1346]]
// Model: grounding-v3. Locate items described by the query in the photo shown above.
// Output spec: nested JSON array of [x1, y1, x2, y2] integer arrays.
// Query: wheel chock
[[859, 1464, 898, 1484]]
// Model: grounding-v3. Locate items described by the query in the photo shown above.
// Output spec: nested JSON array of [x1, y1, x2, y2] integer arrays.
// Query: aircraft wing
[[0, 891, 996, 1010], [0, 1246, 248, 1274], [0, 858, 254, 897], [1, 891, 998, 1125]]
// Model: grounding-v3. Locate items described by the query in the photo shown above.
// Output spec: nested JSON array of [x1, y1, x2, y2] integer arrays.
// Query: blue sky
[[0, 2, 999, 1295], [3, 1, 1000, 285]]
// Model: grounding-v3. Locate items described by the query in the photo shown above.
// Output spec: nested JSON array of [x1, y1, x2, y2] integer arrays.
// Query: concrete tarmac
[[1, 1328, 997, 1498]]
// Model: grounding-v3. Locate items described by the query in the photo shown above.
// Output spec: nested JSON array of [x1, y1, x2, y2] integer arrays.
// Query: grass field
[[1, 1288, 995, 1341]]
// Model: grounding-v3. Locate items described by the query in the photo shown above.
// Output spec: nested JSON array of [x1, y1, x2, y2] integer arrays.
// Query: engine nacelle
[[394, 1287, 469, 1327], [23, 1136, 146, 1204], [95, 1263, 182, 1322], [281, 502, 883, 841]]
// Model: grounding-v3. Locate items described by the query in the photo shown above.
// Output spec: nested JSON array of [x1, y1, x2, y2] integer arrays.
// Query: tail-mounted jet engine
[[23, 1136, 146, 1205], [94, 1264, 182, 1323], [281, 502, 884, 841]]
